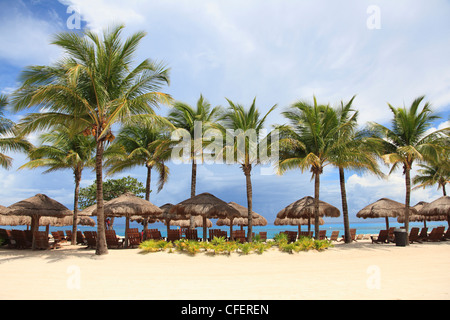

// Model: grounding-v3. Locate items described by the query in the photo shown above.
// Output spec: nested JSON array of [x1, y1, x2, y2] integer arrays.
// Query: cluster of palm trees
[[1, 25, 449, 255]]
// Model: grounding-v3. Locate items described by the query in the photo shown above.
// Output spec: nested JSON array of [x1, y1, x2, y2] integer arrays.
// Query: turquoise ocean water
[[16, 219, 448, 240]]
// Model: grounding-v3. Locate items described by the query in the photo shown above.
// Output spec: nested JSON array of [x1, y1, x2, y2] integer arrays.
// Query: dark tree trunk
[[404, 166, 411, 233], [71, 167, 82, 245], [244, 164, 253, 242], [190, 157, 197, 229], [95, 140, 108, 255], [314, 171, 320, 240], [339, 167, 351, 243]]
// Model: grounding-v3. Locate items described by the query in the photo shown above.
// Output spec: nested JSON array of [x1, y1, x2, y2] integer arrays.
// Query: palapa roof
[[89, 193, 163, 217], [169, 193, 240, 219], [6, 194, 72, 218], [274, 216, 324, 226], [167, 216, 213, 228], [277, 196, 340, 219], [419, 196, 450, 216], [356, 198, 418, 219], [0, 213, 30, 226], [216, 202, 267, 226]]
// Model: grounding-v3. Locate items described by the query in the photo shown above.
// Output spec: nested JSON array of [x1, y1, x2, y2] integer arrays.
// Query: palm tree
[[218, 98, 276, 242], [277, 96, 338, 239], [0, 94, 32, 168], [329, 97, 383, 243], [369, 96, 449, 231], [12, 25, 171, 255], [168, 94, 220, 228], [19, 126, 96, 245], [413, 155, 449, 196]]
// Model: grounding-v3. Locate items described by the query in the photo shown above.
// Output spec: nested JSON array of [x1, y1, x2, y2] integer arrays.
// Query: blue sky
[[0, 0, 449, 224]]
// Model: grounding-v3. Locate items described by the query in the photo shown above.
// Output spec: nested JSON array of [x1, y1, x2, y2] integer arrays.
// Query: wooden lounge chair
[[328, 230, 340, 241], [185, 229, 199, 241], [34, 231, 56, 250], [144, 229, 162, 240], [105, 230, 123, 248], [258, 232, 267, 242], [286, 231, 297, 243], [426, 227, 445, 242], [0, 228, 10, 246], [233, 230, 246, 243], [11, 230, 32, 249], [76, 231, 86, 245], [209, 229, 223, 241], [299, 231, 313, 238], [127, 232, 142, 248], [318, 230, 327, 240], [51, 231, 65, 245], [417, 227, 428, 241], [371, 230, 389, 244], [409, 227, 421, 244], [387, 227, 396, 243], [339, 229, 357, 242], [84, 231, 97, 248], [167, 229, 180, 242]]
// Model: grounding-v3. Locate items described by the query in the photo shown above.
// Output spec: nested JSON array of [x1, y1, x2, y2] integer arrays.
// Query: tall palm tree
[[168, 94, 220, 229], [19, 126, 96, 245], [277, 96, 337, 239], [218, 98, 276, 242], [413, 154, 449, 196], [329, 97, 383, 243], [12, 25, 171, 255], [369, 96, 448, 231], [0, 94, 32, 168]]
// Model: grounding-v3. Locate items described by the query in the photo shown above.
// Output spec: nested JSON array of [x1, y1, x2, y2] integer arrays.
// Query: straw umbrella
[[216, 202, 267, 240], [419, 196, 450, 227], [170, 193, 240, 241], [6, 194, 72, 249], [169, 216, 213, 228], [89, 192, 163, 247], [356, 198, 418, 230], [277, 196, 340, 233], [274, 216, 324, 234]]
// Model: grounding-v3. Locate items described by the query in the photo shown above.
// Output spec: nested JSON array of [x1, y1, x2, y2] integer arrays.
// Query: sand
[[0, 240, 449, 300]]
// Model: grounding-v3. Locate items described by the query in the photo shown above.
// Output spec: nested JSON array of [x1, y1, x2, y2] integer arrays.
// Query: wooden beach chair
[[299, 231, 313, 238], [167, 229, 180, 242], [84, 231, 97, 248], [105, 230, 123, 248], [387, 227, 396, 243], [408, 227, 421, 244], [417, 227, 428, 241], [442, 228, 450, 241], [286, 231, 297, 243], [5, 230, 16, 248], [145, 229, 162, 240], [0, 228, 10, 246], [127, 231, 142, 248], [11, 230, 32, 249], [339, 229, 357, 242], [34, 231, 56, 250], [185, 229, 199, 241], [258, 232, 267, 242], [328, 230, 340, 241], [233, 230, 246, 243], [318, 230, 327, 240], [76, 231, 86, 245], [426, 227, 445, 242], [51, 231, 65, 245], [371, 230, 389, 244]]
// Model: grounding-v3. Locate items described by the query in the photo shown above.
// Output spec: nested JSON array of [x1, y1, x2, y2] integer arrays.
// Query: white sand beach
[[1, 240, 449, 300]]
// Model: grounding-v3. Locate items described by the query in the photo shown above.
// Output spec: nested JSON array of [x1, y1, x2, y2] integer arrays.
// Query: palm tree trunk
[[72, 167, 82, 245], [339, 167, 351, 243], [314, 171, 320, 240], [143, 165, 152, 233], [190, 157, 197, 230], [404, 166, 411, 233], [244, 165, 253, 242], [95, 140, 108, 255], [443, 184, 447, 196]]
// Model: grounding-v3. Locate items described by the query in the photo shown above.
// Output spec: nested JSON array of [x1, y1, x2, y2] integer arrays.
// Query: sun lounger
[[76, 231, 86, 244], [105, 230, 124, 248], [388, 227, 396, 243], [318, 230, 327, 240], [11, 230, 32, 249], [258, 232, 267, 242], [0, 228, 10, 246], [417, 227, 428, 241], [84, 231, 97, 248], [34, 231, 57, 250], [185, 229, 199, 241], [339, 228, 357, 242], [328, 230, 339, 241], [408, 227, 421, 243], [285, 231, 297, 243], [51, 231, 65, 245], [233, 230, 246, 243], [371, 230, 389, 244], [426, 227, 445, 242], [127, 232, 142, 248], [144, 229, 162, 240], [298, 231, 313, 238], [167, 229, 180, 242]]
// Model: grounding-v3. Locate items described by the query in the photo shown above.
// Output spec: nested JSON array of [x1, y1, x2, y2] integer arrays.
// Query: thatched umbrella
[[216, 202, 267, 239], [89, 193, 163, 247], [419, 196, 450, 227], [168, 216, 213, 228], [170, 193, 240, 241], [274, 216, 324, 234], [6, 194, 72, 249], [356, 197, 418, 230], [277, 196, 340, 233]]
